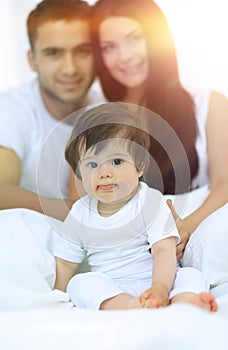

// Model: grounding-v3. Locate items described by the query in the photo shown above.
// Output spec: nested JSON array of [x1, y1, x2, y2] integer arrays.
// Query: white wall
[[0, 0, 39, 91], [158, 0, 228, 95], [0, 0, 228, 96]]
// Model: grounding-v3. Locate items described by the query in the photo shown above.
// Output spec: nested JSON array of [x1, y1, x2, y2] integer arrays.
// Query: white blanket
[[0, 206, 228, 349]]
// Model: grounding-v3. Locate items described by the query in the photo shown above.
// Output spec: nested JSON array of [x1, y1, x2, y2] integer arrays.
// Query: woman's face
[[99, 16, 149, 89]]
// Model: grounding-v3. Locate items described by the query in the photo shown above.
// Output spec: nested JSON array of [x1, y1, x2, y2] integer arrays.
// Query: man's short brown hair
[[27, 0, 91, 49]]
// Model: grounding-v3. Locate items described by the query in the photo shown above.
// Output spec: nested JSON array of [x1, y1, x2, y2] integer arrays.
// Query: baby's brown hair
[[65, 102, 150, 180]]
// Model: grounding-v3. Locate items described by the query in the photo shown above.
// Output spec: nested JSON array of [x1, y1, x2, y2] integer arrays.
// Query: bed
[[0, 204, 228, 350]]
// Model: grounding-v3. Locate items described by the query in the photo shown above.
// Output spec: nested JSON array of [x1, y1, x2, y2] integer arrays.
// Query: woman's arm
[[168, 91, 228, 258], [184, 91, 228, 233]]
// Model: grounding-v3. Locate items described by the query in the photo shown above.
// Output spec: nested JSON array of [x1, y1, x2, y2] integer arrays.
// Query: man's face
[[28, 19, 95, 106]]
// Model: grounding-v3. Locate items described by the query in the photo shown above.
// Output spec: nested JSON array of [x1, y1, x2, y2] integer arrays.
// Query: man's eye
[[112, 158, 122, 166], [45, 49, 60, 57], [88, 162, 98, 169]]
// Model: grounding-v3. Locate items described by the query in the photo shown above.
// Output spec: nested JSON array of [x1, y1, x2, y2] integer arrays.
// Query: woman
[[90, 0, 228, 259]]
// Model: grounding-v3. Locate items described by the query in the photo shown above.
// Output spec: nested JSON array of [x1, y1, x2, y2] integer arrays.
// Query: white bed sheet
[[0, 297, 228, 350], [0, 206, 228, 349]]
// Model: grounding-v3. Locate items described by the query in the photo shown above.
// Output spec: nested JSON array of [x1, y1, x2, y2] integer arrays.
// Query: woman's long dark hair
[[91, 0, 198, 194]]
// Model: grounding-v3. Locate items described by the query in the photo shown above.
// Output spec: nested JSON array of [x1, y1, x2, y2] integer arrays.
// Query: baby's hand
[[139, 283, 169, 308]]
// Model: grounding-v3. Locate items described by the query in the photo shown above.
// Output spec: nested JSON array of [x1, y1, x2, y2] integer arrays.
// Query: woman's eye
[[88, 162, 98, 169], [129, 34, 144, 44], [112, 158, 122, 166], [101, 44, 115, 53]]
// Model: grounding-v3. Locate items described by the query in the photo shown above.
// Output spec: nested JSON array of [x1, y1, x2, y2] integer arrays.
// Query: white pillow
[[0, 208, 57, 287], [181, 203, 228, 288], [164, 185, 228, 289]]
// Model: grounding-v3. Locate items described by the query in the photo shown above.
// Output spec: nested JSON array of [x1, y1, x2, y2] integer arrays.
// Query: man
[[0, 0, 105, 220]]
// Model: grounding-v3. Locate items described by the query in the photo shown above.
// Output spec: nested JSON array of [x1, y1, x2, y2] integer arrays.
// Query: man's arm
[[0, 147, 72, 220], [67, 168, 85, 201]]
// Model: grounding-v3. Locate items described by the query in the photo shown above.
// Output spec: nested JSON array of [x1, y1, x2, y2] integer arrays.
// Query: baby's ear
[[138, 169, 144, 178]]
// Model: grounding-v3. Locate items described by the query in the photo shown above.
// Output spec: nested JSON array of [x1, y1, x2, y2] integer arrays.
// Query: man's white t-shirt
[[0, 78, 105, 198]]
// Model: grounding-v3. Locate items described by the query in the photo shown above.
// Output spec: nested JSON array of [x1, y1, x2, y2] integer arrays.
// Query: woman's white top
[[191, 89, 210, 189]]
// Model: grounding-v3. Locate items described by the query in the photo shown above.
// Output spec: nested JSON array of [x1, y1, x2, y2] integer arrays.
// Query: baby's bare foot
[[190, 292, 217, 312], [127, 297, 142, 309]]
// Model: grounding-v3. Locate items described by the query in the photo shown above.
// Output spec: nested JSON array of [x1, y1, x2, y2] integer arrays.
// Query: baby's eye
[[88, 162, 98, 169], [112, 158, 123, 166]]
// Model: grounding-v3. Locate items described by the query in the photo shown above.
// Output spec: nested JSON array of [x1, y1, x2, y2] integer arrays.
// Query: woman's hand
[[166, 199, 191, 259]]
